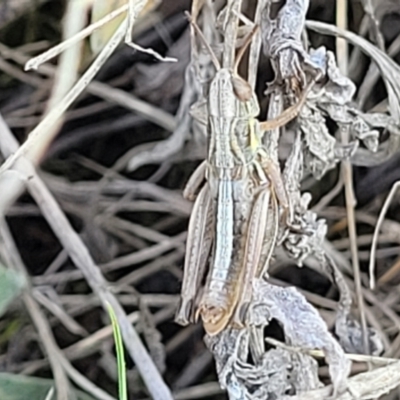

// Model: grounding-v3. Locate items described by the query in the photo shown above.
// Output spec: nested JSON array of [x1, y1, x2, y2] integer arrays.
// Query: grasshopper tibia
[[235, 301, 251, 326], [259, 78, 315, 132], [175, 298, 195, 326], [183, 160, 207, 201]]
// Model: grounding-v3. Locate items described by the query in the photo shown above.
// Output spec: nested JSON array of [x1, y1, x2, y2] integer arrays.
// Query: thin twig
[[0, 19, 128, 178], [0, 43, 176, 132], [336, 0, 370, 356], [247, 0, 267, 89], [222, 0, 243, 69], [25, 2, 129, 71], [265, 337, 396, 365], [369, 181, 400, 289], [0, 115, 174, 400], [0, 217, 71, 400]]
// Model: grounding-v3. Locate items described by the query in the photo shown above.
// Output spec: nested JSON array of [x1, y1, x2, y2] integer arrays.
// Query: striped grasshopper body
[[198, 68, 261, 335], [176, 65, 281, 335], [176, 78, 312, 334], [176, 19, 311, 335]]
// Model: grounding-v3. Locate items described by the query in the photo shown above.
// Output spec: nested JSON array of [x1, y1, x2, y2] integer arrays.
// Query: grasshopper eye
[[231, 75, 253, 102]]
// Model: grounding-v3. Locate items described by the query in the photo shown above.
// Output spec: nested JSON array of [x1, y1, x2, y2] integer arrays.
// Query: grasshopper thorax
[[208, 69, 237, 119], [208, 69, 260, 120]]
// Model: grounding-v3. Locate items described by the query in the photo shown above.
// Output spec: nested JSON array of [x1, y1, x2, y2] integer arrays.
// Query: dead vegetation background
[[2, 0, 400, 399]]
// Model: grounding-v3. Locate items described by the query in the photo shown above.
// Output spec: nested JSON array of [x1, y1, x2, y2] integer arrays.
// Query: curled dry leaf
[[265, 5, 400, 176], [282, 109, 384, 357], [261, 0, 311, 87], [306, 20, 400, 166], [205, 279, 350, 399]]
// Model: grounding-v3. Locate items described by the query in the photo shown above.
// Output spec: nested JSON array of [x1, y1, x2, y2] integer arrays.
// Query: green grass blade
[[106, 303, 128, 400]]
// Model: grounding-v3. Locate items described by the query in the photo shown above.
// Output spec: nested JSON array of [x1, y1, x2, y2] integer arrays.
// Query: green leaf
[[0, 373, 95, 400], [0, 264, 25, 317]]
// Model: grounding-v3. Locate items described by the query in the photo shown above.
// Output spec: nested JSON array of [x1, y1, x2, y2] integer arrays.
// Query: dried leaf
[[247, 280, 351, 397], [205, 327, 320, 400], [205, 279, 350, 399], [261, 0, 311, 86], [306, 20, 400, 166]]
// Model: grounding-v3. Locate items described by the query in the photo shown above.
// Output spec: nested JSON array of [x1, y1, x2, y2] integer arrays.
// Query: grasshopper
[[175, 15, 312, 336]]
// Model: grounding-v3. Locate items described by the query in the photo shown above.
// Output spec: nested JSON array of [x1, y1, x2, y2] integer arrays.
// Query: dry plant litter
[[1, 0, 400, 399]]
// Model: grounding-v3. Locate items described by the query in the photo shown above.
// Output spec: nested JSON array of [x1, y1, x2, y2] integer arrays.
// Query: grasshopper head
[[198, 305, 231, 336]]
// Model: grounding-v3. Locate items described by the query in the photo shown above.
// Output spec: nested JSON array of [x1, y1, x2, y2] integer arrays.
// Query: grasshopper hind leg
[[175, 184, 214, 326], [175, 298, 195, 326], [183, 160, 207, 201], [232, 184, 277, 327], [175, 286, 205, 326]]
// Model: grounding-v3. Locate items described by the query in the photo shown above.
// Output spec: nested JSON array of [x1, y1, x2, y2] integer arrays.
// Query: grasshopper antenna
[[231, 25, 259, 102], [184, 11, 221, 71], [233, 25, 259, 75]]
